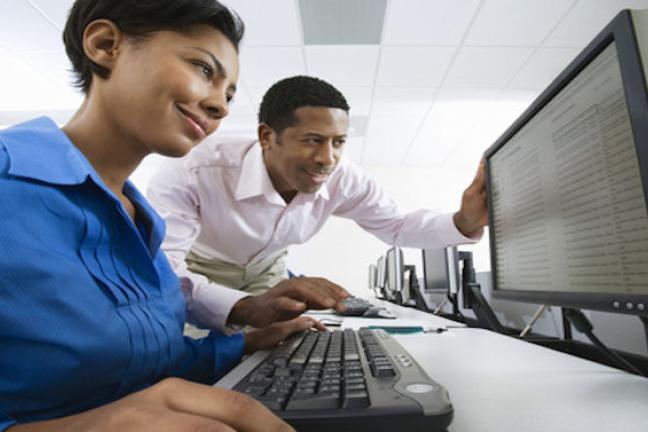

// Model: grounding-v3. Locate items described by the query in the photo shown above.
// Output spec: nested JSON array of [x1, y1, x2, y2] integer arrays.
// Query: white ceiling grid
[[2, 0, 648, 168]]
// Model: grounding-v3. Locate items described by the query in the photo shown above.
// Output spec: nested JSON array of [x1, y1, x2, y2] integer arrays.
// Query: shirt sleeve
[[172, 331, 245, 384], [147, 159, 249, 332], [0, 413, 16, 432], [333, 162, 480, 249]]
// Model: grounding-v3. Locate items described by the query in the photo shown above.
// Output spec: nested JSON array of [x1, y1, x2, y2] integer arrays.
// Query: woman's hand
[[8, 377, 294, 432]]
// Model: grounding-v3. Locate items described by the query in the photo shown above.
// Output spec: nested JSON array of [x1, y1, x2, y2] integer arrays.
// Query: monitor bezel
[[484, 10, 648, 317]]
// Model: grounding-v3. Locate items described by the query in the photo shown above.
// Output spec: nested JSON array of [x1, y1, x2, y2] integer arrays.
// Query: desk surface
[[223, 301, 648, 432]]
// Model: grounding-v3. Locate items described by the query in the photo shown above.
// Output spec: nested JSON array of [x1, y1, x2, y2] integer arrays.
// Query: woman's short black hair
[[63, 0, 245, 93], [258, 76, 350, 134]]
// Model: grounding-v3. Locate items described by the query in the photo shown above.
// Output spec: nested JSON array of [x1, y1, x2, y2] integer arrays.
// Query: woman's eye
[[194, 61, 213, 80]]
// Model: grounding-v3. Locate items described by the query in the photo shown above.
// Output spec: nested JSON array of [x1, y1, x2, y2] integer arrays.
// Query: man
[[148, 75, 487, 332]]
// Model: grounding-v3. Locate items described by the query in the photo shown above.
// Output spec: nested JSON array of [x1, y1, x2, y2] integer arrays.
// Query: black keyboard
[[218, 328, 453, 432]]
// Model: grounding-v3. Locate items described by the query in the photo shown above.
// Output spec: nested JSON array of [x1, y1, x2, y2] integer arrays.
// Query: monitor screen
[[385, 247, 404, 294], [422, 247, 459, 294], [486, 10, 648, 316]]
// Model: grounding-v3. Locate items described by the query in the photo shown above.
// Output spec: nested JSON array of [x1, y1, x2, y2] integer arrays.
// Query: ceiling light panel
[[383, 0, 481, 45], [299, 0, 387, 45]]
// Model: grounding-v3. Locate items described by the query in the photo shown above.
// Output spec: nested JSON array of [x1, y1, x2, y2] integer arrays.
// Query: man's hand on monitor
[[7, 378, 294, 432], [244, 316, 326, 354], [228, 277, 350, 328], [453, 159, 488, 238]]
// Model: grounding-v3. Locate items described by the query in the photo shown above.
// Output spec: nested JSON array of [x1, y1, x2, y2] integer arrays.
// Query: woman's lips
[[177, 106, 207, 140]]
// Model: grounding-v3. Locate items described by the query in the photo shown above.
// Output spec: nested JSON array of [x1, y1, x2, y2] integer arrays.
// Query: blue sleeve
[[0, 412, 16, 432], [171, 331, 244, 384]]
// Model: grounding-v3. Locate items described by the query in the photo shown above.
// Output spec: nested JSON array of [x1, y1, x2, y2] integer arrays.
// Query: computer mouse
[[362, 307, 397, 319]]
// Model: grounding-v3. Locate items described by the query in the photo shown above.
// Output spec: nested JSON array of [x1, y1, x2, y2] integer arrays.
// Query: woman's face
[[101, 24, 239, 157]]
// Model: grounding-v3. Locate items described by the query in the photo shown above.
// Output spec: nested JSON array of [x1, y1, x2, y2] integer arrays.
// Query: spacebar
[[285, 393, 339, 410]]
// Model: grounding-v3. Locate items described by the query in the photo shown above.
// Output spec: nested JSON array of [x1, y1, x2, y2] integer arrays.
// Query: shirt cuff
[[0, 413, 16, 432], [211, 331, 245, 381], [443, 212, 482, 244], [188, 279, 250, 333]]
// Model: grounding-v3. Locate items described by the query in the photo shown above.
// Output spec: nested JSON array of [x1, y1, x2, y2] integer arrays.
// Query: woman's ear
[[82, 19, 124, 75]]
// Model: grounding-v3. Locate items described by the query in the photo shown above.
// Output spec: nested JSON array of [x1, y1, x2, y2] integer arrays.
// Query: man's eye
[[334, 140, 346, 148]]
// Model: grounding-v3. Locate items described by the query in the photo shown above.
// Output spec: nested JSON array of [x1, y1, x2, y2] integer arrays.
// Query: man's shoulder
[[183, 136, 258, 171]]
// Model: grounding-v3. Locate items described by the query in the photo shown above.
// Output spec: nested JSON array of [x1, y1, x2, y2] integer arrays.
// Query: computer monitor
[[485, 9, 648, 317], [384, 247, 404, 300], [421, 247, 460, 294], [368, 263, 377, 291], [376, 256, 386, 289]]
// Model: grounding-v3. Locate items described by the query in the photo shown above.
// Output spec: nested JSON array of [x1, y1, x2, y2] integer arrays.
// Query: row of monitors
[[368, 9, 648, 318], [368, 246, 459, 298]]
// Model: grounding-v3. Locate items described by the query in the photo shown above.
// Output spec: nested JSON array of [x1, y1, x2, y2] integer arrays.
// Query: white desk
[[220, 301, 648, 432], [337, 303, 648, 432]]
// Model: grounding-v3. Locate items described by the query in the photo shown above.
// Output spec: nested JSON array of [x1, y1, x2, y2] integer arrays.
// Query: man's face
[[260, 106, 349, 199]]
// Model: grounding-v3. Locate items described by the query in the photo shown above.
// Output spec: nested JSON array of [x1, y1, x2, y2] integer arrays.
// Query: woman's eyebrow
[[190, 47, 237, 93]]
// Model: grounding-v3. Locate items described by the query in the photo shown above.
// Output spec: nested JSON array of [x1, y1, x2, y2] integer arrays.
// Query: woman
[[0, 1, 315, 430]]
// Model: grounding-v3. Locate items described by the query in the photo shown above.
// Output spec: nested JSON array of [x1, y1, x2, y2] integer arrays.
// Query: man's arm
[[332, 160, 487, 249], [147, 159, 248, 331], [148, 159, 349, 330]]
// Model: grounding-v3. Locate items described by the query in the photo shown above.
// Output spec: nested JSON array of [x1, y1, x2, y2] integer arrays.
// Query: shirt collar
[[1, 116, 165, 254], [1, 117, 94, 186], [234, 141, 330, 204]]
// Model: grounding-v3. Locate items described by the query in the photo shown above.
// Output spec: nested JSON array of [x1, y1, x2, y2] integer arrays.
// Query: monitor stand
[[458, 251, 505, 334]]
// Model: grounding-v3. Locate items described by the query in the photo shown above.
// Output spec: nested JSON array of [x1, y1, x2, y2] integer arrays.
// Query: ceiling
[[1, 0, 648, 169]]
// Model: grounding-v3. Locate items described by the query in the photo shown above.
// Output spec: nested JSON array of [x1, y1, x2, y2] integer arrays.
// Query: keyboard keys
[[234, 329, 402, 412]]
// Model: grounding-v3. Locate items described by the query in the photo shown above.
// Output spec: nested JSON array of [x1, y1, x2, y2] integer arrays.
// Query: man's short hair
[[63, 0, 245, 93], [258, 76, 350, 134]]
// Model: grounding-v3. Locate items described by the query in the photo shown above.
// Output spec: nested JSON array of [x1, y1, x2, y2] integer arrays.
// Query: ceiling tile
[[223, 0, 301, 46], [465, 0, 575, 46], [337, 86, 373, 116], [19, 49, 76, 90], [545, 0, 648, 47], [444, 47, 534, 88], [363, 115, 423, 165], [306, 45, 379, 87], [0, 54, 77, 111], [341, 137, 366, 165], [371, 87, 437, 118], [377, 47, 456, 87], [404, 89, 500, 166], [239, 47, 305, 89], [0, 1, 62, 51], [383, 0, 481, 45], [508, 47, 580, 90], [29, 0, 75, 30]]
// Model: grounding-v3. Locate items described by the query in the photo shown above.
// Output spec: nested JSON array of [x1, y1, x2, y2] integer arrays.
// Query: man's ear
[[258, 123, 276, 151], [83, 19, 124, 76]]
